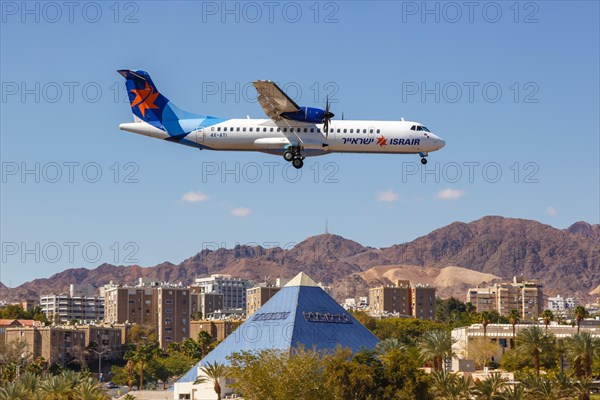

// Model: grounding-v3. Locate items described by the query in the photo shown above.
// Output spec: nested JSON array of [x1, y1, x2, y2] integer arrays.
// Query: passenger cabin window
[[304, 128, 308, 133], [310, 128, 314, 132], [249, 127, 253, 132], [270, 128, 273, 132], [363, 129, 367, 133], [217, 127, 221, 131], [211, 127, 214, 131], [224, 127, 227, 132], [243, 127, 246, 132], [350, 129, 353, 133], [377, 129, 380, 133], [343, 129, 347, 133], [369, 129, 373, 133], [236, 127, 240, 132]]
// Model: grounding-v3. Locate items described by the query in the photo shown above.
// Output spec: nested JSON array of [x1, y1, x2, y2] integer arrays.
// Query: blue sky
[[1, 1, 598, 287]]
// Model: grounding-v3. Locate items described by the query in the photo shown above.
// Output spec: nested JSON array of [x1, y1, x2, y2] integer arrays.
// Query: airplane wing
[[252, 80, 301, 121]]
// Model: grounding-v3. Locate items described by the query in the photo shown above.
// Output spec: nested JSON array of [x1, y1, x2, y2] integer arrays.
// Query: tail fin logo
[[130, 82, 160, 118]]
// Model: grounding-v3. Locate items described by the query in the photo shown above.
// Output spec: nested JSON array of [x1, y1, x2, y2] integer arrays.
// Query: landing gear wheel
[[421, 158, 428, 165], [292, 158, 304, 169], [283, 150, 294, 162]]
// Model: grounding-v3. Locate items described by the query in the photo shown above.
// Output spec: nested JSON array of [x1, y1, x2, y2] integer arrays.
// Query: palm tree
[[196, 361, 228, 400], [508, 309, 520, 343], [541, 309, 554, 331], [472, 373, 506, 400], [494, 384, 525, 400], [480, 311, 492, 338], [573, 306, 589, 334], [126, 341, 160, 390], [515, 326, 553, 376], [521, 373, 574, 400], [0, 382, 30, 400], [38, 373, 78, 400], [375, 338, 405, 356], [419, 329, 455, 371], [75, 378, 109, 400], [429, 370, 472, 400], [565, 332, 600, 378]]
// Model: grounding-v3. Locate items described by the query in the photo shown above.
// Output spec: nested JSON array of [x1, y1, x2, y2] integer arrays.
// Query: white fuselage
[[120, 118, 445, 157]]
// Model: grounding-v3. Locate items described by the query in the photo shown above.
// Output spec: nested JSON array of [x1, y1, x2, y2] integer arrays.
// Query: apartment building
[[3, 324, 126, 367], [39, 284, 104, 323], [193, 275, 253, 310], [467, 277, 543, 320], [246, 286, 281, 317], [369, 280, 436, 320], [190, 320, 241, 342], [156, 287, 192, 347]]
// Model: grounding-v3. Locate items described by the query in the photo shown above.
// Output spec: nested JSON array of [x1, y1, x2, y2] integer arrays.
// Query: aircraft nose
[[438, 138, 446, 149]]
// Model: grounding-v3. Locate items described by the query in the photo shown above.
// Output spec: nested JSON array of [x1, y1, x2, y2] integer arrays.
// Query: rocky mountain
[[1, 217, 598, 303]]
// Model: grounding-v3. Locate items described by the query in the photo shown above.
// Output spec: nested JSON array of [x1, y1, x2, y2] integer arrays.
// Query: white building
[[548, 295, 578, 314], [40, 284, 104, 323], [193, 275, 253, 310]]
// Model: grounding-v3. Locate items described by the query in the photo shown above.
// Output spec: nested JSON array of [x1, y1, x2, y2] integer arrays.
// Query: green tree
[[197, 361, 228, 400], [466, 338, 499, 370], [197, 331, 215, 357], [419, 330, 455, 371], [564, 332, 600, 378], [227, 348, 326, 400], [508, 309, 520, 341], [429, 370, 472, 400], [471, 373, 506, 400], [541, 309, 554, 332], [573, 306, 589, 334], [480, 311, 492, 339], [375, 338, 405, 356], [125, 340, 160, 390], [515, 326, 554, 376], [322, 348, 381, 400]]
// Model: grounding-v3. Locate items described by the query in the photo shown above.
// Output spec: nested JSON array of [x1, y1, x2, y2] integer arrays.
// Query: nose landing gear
[[419, 152, 428, 165]]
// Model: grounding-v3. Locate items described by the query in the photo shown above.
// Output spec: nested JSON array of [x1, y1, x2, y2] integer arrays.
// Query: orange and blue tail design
[[118, 69, 223, 138]]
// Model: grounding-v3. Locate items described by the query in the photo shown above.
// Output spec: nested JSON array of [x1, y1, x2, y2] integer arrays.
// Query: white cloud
[[546, 206, 558, 216], [436, 188, 465, 200], [377, 190, 400, 202], [181, 191, 209, 203], [230, 207, 251, 217]]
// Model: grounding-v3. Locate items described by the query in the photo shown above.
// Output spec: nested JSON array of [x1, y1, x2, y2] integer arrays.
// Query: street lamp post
[[90, 348, 111, 381]]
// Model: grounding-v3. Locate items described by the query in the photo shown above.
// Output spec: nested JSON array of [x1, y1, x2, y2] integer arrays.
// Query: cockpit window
[[410, 125, 416, 131], [421, 126, 430, 132]]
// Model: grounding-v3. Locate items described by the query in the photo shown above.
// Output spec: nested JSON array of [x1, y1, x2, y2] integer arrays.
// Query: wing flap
[[253, 80, 300, 120]]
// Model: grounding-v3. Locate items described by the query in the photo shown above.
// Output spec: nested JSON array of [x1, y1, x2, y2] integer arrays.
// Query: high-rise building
[[193, 275, 253, 310], [103, 282, 196, 348], [466, 277, 543, 320], [246, 286, 281, 317], [39, 284, 104, 323], [369, 280, 436, 320], [156, 287, 192, 348]]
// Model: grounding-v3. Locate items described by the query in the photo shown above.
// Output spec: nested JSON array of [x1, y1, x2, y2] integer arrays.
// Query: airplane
[[117, 70, 445, 169]]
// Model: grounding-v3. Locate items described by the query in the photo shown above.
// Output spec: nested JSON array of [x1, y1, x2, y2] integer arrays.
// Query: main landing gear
[[283, 146, 304, 169], [419, 152, 428, 165]]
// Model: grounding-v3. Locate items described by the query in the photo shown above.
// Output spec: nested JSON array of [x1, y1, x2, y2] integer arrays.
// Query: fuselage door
[[196, 127, 204, 143]]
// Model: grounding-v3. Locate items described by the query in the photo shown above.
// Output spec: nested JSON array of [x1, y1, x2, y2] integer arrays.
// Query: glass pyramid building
[[175, 272, 380, 390]]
